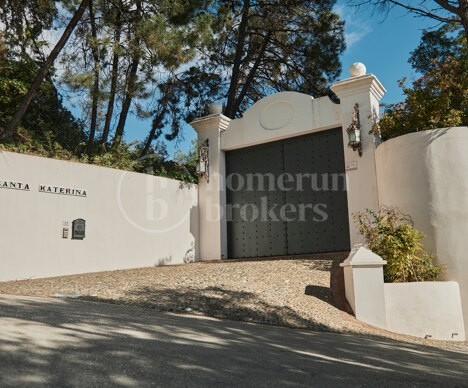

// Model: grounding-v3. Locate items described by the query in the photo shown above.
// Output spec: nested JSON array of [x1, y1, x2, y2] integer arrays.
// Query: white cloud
[[334, 3, 372, 49], [345, 27, 372, 47], [334, 4, 346, 18]]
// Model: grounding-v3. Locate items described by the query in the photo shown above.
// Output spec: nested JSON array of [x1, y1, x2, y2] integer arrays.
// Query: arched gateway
[[191, 67, 386, 260]]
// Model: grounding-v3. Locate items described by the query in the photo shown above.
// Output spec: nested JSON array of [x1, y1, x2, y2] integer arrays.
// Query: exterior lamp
[[196, 139, 209, 182], [347, 103, 362, 157], [196, 160, 206, 174]]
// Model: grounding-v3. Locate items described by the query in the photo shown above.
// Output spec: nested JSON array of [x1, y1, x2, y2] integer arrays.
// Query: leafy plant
[[0, 134, 198, 183], [372, 58, 467, 141], [408, 24, 466, 74], [354, 207, 444, 282], [0, 56, 86, 148]]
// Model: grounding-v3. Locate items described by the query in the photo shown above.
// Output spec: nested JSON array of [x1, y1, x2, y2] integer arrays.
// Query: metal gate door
[[225, 128, 350, 259]]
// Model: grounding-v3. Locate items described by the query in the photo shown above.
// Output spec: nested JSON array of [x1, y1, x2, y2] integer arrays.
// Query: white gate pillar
[[340, 245, 388, 329], [190, 110, 231, 261], [330, 63, 386, 247]]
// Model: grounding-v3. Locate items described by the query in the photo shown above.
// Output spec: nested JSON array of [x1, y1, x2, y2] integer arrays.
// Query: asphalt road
[[0, 294, 467, 387]]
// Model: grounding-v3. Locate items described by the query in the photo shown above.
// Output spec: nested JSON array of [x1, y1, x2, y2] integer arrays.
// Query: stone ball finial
[[208, 102, 223, 115], [349, 62, 366, 77]]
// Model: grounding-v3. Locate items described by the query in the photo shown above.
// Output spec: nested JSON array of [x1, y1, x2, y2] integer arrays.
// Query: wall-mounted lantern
[[347, 103, 362, 157], [196, 139, 209, 182]]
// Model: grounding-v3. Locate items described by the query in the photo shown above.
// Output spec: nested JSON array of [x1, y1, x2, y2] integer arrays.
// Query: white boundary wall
[[385, 282, 465, 341], [375, 127, 468, 337], [0, 151, 198, 281], [342, 245, 465, 340]]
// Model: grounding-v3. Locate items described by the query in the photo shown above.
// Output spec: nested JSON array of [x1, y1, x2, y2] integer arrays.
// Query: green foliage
[[409, 24, 467, 74], [0, 0, 58, 57], [141, 157, 197, 183], [373, 58, 468, 141], [0, 129, 71, 158], [208, 0, 346, 118], [0, 55, 86, 148], [174, 138, 197, 166], [0, 1, 200, 183], [58, 0, 215, 152], [147, 0, 346, 144], [0, 134, 198, 183], [354, 207, 444, 283], [135, 141, 198, 183]]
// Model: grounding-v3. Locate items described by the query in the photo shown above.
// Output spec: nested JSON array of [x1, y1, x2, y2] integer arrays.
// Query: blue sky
[[67, 1, 439, 157], [335, 1, 436, 100]]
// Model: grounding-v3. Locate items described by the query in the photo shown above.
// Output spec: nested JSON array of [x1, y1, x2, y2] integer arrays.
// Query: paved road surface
[[0, 294, 467, 387]]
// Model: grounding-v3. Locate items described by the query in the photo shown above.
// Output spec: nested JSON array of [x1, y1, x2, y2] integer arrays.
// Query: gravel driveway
[[1, 254, 467, 353]]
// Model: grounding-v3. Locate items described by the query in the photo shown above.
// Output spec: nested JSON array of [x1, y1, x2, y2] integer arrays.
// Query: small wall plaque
[[346, 161, 358, 171], [72, 219, 86, 240]]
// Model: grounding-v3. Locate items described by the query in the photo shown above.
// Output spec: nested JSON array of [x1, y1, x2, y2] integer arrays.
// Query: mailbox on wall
[[72, 219, 86, 240]]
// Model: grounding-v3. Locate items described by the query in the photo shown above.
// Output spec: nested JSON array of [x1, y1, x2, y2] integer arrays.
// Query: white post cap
[[208, 102, 223, 115], [340, 244, 387, 267], [349, 62, 366, 77]]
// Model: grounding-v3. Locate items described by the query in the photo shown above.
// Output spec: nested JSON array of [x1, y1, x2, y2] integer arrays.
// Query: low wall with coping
[[375, 126, 468, 337], [385, 282, 465, 341], [341, 245, 466, 341], [0, 151, 198, 281]]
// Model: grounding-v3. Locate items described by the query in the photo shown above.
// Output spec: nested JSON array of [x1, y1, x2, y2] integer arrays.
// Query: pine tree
[[3, 0, 91, 138]]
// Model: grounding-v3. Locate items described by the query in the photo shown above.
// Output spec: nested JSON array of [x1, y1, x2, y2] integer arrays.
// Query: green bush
[[0, 131, 198, 184], [354, 207, 444, 282], [0, 56, 86, 149], [372, 58, 467, 141]]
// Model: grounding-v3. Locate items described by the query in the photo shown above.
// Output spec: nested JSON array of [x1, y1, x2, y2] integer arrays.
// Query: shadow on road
[[81, 286, 333, 332], [0, 294, 467, 387]]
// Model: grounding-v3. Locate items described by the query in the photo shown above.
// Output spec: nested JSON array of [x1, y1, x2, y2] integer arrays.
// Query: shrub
[[354, 207, 444, 282], [372, 58, 467, 141], [0, 132, 198, 183]]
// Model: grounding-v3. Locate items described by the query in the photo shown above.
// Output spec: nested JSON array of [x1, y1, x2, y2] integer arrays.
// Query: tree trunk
[[139, 84, 171, 158], [100, 5, 122, 151], [231, 32, 271, 118], [111, 56, 139, 149], [140, 110, 165, 158], [86, 0, 100, 155], [224, 0, 250, 118], [3, 0, 91, 138], [111, 0, 141, 150]]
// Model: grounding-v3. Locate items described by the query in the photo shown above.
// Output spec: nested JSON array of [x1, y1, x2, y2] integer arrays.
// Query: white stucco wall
[[385, 282, 465, 341], [375, 127, 468, 336], [0, 151, 198, 281]]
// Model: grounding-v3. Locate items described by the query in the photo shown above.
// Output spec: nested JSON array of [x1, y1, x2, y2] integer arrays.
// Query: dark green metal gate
[[225, 128, 350, 259]]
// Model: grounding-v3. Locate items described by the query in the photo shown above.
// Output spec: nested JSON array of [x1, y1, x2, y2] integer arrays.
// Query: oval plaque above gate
[[259, 101, 295, 130]]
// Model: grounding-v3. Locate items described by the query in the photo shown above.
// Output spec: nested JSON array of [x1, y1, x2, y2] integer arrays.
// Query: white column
[[190, 113, 231, 261], [340, 245, 387, 329], [330, 64, 386, 247]]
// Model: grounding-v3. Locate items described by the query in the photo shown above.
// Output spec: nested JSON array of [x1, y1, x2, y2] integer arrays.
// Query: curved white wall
[[375, 127, 468, 336]]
